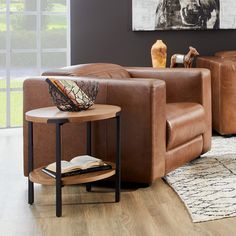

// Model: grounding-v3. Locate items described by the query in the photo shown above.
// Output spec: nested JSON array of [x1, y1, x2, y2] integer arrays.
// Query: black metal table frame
[[27, 112, 121, 217]]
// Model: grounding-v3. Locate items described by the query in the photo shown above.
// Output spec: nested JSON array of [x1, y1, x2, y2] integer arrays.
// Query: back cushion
[[63, 63, 131, 79]]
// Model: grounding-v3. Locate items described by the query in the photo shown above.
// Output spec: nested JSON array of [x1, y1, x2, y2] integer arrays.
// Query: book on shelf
[[41, 155, 112, 178]]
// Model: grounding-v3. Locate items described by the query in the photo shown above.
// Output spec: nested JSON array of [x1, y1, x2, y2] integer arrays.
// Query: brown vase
[[151, 40, 167, 68]]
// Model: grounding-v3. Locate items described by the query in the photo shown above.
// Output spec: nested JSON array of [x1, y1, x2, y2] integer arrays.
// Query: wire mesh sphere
[[48, 80, 99, 112]]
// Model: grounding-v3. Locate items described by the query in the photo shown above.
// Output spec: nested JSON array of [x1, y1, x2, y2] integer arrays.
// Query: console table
[[25, 104, 121, 217]]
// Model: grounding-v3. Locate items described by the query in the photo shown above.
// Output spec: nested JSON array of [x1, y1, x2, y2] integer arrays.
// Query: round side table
[[25, 104, 121, 217]]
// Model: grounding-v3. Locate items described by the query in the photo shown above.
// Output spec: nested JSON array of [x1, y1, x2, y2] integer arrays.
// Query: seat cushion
[[166, 103, 206, 150]]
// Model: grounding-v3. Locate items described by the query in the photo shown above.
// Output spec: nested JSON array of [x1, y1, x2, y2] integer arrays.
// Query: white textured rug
[[165, 136, 236, 223]]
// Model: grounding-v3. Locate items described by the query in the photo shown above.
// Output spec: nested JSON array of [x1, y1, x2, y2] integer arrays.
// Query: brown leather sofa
[[23, 64, 211, 184], [197, 51, 236, 135]]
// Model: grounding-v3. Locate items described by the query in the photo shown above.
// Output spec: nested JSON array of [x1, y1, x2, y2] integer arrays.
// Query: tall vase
[[151, 40, 167, 68]]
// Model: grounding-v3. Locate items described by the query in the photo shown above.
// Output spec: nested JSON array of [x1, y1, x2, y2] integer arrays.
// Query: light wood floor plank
[[0, 128, 236, 236]]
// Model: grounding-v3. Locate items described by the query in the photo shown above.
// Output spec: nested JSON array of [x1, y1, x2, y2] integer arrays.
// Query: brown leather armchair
[[215, 50, 236, 59], [197, 51, 236, 135], [23, 64, 211, 184]]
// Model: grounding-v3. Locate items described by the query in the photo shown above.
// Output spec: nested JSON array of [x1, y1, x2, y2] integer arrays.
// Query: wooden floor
[[0, 129, 236, 236]]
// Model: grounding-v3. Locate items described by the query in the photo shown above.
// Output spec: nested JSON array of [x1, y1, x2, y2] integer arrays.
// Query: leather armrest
[[23, 76, 166, 182], [126, 67, 210, 103], [126, 67, 212, 153]]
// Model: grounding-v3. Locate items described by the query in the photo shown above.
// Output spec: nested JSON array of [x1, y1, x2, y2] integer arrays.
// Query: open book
[[42, 155, 112, 178]]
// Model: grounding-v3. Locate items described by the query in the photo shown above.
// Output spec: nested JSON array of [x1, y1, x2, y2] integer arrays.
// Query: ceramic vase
[[151, 40, 167, 68]]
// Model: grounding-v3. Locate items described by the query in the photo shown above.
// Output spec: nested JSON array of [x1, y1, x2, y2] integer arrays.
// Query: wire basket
[[48, 80, 99, 112]]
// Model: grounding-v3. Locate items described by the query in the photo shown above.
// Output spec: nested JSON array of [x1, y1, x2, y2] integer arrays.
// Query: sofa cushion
[[166, 103, 206, 150], [42, 63, 131, 79]]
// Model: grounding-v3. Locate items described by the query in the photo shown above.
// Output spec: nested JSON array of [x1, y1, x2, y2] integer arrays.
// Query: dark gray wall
[[71, 0, 236, 67]]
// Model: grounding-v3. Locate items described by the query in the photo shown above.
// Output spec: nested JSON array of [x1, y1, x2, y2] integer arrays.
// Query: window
[[0, 0, 70, 128]]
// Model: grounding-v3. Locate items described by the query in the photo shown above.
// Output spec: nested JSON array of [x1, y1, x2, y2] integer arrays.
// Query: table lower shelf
[[29, 162, 116, 186]]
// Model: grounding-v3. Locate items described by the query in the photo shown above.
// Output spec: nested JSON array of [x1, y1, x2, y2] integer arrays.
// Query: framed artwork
[[132, 0, 236, 30]]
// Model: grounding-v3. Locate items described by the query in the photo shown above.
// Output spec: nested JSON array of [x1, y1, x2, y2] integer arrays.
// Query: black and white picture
[[132, 0, 236, 30]]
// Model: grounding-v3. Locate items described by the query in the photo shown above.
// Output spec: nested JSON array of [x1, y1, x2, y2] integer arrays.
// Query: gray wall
[[71, 0, 236, 67]]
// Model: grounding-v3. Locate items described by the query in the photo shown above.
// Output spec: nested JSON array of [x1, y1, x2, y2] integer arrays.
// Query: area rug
[[165, 136, 236, 223]]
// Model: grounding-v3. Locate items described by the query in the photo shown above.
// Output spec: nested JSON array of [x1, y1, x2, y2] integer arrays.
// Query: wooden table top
[[25, 104, 121, 123]]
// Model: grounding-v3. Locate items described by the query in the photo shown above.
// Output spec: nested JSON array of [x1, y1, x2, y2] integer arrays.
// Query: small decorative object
[[151, 40, 167, 68], [46, 78, 99, 112], [170, 46, 199, 68]]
